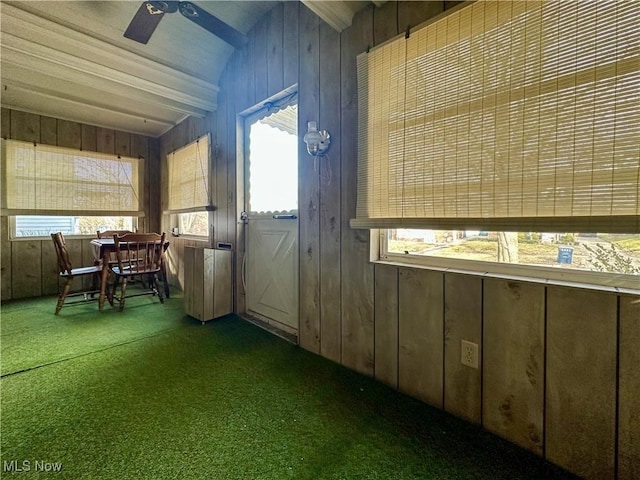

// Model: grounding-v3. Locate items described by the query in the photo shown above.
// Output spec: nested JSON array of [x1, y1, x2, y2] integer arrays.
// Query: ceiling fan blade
[[123, 2, 178, 44], [178, 2, 248, 49]]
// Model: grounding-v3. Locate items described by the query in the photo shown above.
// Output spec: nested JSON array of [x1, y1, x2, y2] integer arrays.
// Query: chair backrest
[[97, 229, 133, 239], [113, 232, 166, 274], [51, 232, 73, 276]]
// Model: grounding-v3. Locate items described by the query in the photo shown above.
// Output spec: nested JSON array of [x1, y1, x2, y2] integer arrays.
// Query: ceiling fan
[[124, 1, 247, 49]]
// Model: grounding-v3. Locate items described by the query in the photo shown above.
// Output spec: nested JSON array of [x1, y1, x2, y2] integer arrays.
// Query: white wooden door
[[246, 216, 298, 329], [244, 99, 298, 332]]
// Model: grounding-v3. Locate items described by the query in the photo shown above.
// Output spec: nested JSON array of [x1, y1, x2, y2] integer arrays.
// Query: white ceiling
[[0, 1, 375, 138]]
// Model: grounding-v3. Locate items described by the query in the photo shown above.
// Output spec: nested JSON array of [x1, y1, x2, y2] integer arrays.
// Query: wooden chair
[[96, 230, 134, 264], [96, 229, 142, 283], [108, 232, 166, 311], [51, 232, 103, 315], [96, 229, 134, 239]]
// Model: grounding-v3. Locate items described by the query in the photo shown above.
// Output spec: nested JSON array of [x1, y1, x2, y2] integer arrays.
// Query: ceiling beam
[[1, 3, 219, 114], [1, 82, 174, 137], [300, 0, 357, 32]]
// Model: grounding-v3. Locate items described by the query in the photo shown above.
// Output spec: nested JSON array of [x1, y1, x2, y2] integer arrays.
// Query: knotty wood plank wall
[[298, 4, 321, 352], [197, 3, 638, 479], [1, 108, 158, 300]]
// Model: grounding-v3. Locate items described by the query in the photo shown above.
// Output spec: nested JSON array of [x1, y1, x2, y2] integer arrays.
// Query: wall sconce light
[[303, 121, 330, 156]]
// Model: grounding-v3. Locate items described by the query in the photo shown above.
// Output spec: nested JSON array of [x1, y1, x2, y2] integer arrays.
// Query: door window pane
[[247, 105, 298, 214]]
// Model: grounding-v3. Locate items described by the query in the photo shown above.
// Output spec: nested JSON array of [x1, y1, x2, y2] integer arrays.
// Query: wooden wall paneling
[[226, 60, 238, 247], [40, 235, 59, 296], [198, 115, 211, 142], [57, 120, 82, 149], [175, 237, 187, 290], [234, 46, 252, 114], [10, 110, 40, 143], [130, 134, 149, 230], [398, 268, 444, 406], [81, 124, 97, 152], [298, 4, 321, 352], [115, 131, 131, 157], [96, 127, 115, 154], [160, 123, 173, 155], [159, 131, 171, 278], [1, 108, 10, 138], [267, 3, 284, 98], [172, 119, 188, 147], [546, 287, 617, 480], [482, 278, 544, 455], [618, 294, 640, 480], [253, 16, 268, 104], [215, 74, 229, 245], [183, 244, 195, 316], [7, 112, 39, 299], [340, 5, 375, 376], [233, 127, 245, 315], [182, 117, 198, 143], [398, 1, 444, 32], [443, 273, 482, 423], [40, 116, 57, 146], [282, 1, 299, 89], [12, 240, 42, 298], [232, 51, 248, 314], [245, 27, 257, 111], [318, 21, 342, 363], [374, 264, 398, 388], [1, 216, 12, 300], [148, 138, 161, 234], [373, 1, 398, 45]]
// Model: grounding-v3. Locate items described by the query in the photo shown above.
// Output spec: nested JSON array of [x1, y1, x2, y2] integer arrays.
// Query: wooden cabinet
[[184, 247, 233, 324]]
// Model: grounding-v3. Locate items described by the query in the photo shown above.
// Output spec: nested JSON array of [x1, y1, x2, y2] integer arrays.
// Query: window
[[2, 140, 142, 238], [356, 0, 640, 289], [13, 215, 135, 238], [384, 229, 640, 276], [246, 102, 298, 214], [166, 134, 211, 237]]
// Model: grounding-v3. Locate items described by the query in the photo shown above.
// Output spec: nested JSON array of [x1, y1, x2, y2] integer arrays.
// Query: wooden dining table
[[90, 238, 170, 310]]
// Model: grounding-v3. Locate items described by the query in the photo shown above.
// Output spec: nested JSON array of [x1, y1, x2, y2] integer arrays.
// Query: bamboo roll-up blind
[[166, 133, 211, 213], [2, 140, 143, 216], [354, 0, 640, 233]]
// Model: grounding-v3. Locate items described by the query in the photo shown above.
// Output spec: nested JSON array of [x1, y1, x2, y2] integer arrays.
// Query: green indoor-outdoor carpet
[[0, 295, 578, 480], [1, 291, 185, 376]]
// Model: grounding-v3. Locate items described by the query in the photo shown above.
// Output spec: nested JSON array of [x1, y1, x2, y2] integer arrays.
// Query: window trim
[[376, 229, 640, 293]]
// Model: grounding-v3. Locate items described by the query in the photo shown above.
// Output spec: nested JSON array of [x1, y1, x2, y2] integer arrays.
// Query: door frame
[[235, 85, 299, 324]]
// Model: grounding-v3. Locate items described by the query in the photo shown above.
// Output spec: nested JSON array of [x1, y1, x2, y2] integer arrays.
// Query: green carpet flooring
[[0, 294, 578, 479]]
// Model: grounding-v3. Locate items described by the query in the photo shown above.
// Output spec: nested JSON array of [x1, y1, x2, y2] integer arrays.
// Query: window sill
[[10, 234, 96, 242], [374, 256, 640, 296]]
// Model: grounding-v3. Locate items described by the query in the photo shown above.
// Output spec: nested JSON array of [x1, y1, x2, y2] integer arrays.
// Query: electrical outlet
[[461, 340, 479, 369]]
